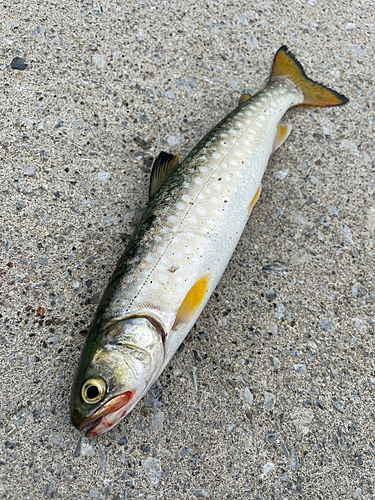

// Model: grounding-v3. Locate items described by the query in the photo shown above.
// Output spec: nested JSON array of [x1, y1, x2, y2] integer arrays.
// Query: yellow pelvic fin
[[247, 184, 262, 216], [149, 152, 179, 199], [271, 46, 349, 107], [273, 123, 292, 152], [172, 274, 210, 330], [239, 93, 251, 104]]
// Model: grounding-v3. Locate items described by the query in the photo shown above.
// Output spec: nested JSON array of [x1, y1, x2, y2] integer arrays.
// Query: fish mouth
[[78, 390, 135, 437]]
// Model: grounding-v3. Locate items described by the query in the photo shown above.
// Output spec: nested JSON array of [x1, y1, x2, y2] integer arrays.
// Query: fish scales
[[105, 80, 295, 337], [71, 46, 348, 436]]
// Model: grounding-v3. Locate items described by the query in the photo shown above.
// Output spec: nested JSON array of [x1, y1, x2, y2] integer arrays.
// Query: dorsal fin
[[272, 123, 292, 152], [149, 152, 179, 199], [239, 93, 251, 104]]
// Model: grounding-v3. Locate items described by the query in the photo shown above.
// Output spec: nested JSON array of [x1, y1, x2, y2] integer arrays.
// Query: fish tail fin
[[271, 45, 348, 107]]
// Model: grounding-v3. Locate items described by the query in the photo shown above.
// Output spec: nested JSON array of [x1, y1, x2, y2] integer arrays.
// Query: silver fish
[[70, 46, 348, 436]]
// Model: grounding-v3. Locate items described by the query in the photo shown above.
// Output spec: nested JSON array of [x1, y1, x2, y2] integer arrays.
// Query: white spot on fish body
[[199, 166, 208, 174], [220, 141, 229, 148], [234, 150, 242, 157], [182, 182, 190, 188], [199, 156, 207, 161], [212, 152, 222, 159], [158, 274, 169, 284], [229, 128, 237, 135], [196, 206, 206, 215], [187, 215, 197, 224], [223, 174, 231, 181], [160, 227, 168, 234], [210, 196, 219, 204], [176, 202, 185, 211], [150, 281, 160, 289], [212, 182, 221, 191], [184, 245, 192, 254], [194, 177, 203, 185], [197, 192, 206, 200], [172, 249, 183, 260], [168, 215, 178, 224], [204, 188, 212, 195], [181, 194, 191, 203], [229, 159, 239, 167]]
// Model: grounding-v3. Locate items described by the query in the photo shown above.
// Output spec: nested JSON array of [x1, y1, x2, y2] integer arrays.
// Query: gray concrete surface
[[1, 1, 374, 499]]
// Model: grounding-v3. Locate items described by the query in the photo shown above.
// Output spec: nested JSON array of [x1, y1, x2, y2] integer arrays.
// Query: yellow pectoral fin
[[272, 123, 292, 152], [172, 274, 210, 330], [247, 184, 262, 216]]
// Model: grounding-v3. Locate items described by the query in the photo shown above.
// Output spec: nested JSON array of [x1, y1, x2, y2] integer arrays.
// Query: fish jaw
[[76, 390, 136, 436]]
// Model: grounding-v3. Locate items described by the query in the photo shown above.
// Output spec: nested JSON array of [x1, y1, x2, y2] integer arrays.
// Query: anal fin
[[247, 184, 262, 216], [273, 123, 292, 152], [149, 152, 179, 199]]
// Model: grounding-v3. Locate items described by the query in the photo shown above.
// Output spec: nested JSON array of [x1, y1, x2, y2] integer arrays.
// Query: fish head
[[70, 316, 164, 437]]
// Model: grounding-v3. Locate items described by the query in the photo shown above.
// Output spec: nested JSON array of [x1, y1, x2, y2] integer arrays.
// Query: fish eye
[[81, 378, 107, 405]]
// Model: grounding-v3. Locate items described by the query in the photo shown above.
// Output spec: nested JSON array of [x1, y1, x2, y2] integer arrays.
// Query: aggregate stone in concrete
[[1, 1, 375, 499]]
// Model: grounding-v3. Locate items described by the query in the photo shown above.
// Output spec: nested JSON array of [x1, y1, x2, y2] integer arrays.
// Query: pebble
[[340, 223, 354, 245], [98, 172, 110, 182], [193, 489, 210, 498], [163, 90, 175, 100], [226, 423, 237, 435], [341, 139, 360, 156], [176, 76, 197, 90], [352, 317, 364, 332], [141, 458, 161, 487], [275, 303, 285, 320], [263, 262, 286, 272], [51, 434, 64, 447], [294, 364, 307, 375], [354, 487, 362, 497], [270, 355, 281, 369], [236, 14, 249, 25], [227, 78, 239, 90], [267, 432, 280, 445], [14, 408, 29, 426], [264, 392, 275, 411], [149, 410, 164, 431], [98, 444, 106, 472], [192, 349, 203, 363], [261, 462, 274, 478], [290, 449, 298, 472], [243, 387, 253, 404], [144, 380, 163, 407], [23, 166, 37, 176], [73, 437, 94, 457], [89, 488, 100, 498], [320, 318, 333, 332], [273, 169, 289, 180], [180, 446, 193, 458], [269, 322, 278, 335], [190, 366, 198, 392], [352, 282, 361, 297], [92, 54, 106, 69], [166, 135, 182, 146], [332, 401, 345, 414], [265, 290, 276, 301], [11, 57, 27, 70], [328, 205, 339, 217]]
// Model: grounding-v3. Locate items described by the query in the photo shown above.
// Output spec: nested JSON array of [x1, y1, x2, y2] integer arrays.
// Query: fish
[[70, 46, 348, 437]]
